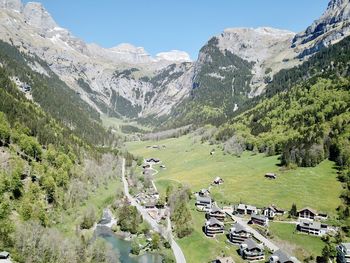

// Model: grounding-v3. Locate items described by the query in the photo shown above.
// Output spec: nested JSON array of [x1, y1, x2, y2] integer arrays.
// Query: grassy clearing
[[101, 114, 151, 134], [269, 222, 325, 260], [127, 135, 342, 215]]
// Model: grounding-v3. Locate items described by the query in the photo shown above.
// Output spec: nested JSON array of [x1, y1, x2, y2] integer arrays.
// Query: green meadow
[[127, 135, 342, 215]]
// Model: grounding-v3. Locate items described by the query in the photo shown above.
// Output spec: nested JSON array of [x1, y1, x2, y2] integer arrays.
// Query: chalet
[[297, 219, 328, 236], [263, 205, 285, 219], [265, 173, 277, 179], [204, 217, 225, 237], [337, 243, 350, 263], [229, 223, 252, 244], [270, 250, 300, 263], [0, 251, 9, 259], [236, 204, 257, 215], [297, 207, 317, 220], [239, 238, 265, 261], [145, 158, 160, 164], [208, 204, 225, 221], [212, 256, 235, 263], [198, 188, 210, 197], [213, 177, 224, 185], [196, 196, 212, 211], [250, 214, 269, 227]]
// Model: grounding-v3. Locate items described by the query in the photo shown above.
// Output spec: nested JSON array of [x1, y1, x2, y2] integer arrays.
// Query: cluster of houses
[[195, 185, 341, 262], [195, 189, 300, 262]]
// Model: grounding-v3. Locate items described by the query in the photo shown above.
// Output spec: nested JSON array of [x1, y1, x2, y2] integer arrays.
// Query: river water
[[97, 228, 163, 263], [95, 209, 163, 263]]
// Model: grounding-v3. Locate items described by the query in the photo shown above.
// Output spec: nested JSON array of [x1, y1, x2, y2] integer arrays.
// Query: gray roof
[[230, 222, 248, 233], [299, 219, 322, 230], [251, 213, 268, 221], [196, 195, 212, 203], [206, 217, 224, 227], [242, 238, 263, 250], [237, 203, 256, 211], [271, 250, 300, 263], [297, 207, 317, 215], [211, 204, 223, 213]]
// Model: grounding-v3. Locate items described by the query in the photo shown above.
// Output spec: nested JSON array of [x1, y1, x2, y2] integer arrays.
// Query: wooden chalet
[[204, 217, 225, 237], [229, 222, 252, 244], [239, 238, 265, 261]]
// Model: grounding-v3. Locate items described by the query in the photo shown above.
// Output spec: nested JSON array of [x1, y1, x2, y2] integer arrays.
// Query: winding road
[[121, 158, 186, 263]]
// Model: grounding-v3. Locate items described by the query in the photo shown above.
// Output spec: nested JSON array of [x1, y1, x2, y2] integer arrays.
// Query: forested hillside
[[0, 40, 114, 146], [0, 44, 122, 262], [210, 37, 350, 231], [166, 37, 253, 127]]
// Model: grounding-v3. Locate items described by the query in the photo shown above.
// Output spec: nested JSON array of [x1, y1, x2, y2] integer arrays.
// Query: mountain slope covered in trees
[[0, 41, 122, 262]]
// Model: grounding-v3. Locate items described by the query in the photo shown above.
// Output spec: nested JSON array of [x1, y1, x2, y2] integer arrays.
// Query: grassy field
[[101, 114, 151, 134], [269, 222, 325, 260], [126, 134, 341, 262], [127, 135, 342, 215]]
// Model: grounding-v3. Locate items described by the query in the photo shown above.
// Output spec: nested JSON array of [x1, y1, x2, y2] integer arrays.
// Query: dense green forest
[[0, 44, 122, 262]]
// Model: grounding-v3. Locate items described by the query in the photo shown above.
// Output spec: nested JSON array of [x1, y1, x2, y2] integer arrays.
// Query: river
[[95, 209, 163, 263]]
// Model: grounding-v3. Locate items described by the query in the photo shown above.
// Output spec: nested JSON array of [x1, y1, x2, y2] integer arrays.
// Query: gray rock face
[[0, 0, 22, 12], [23, 2, 57, 30], [0, 0, 349, 121], [292, 0, 350, 57]]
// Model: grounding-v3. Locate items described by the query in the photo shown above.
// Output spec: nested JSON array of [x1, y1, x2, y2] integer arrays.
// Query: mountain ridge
[[0, 0, 349, 123]]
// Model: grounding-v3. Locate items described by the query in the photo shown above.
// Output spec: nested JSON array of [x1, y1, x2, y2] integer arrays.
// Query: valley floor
[[126, 134, 342, 262]]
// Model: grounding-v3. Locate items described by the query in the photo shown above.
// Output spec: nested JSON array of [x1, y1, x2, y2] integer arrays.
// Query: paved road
[[232, 215, 279, 252], [121, 158, 186, 263]]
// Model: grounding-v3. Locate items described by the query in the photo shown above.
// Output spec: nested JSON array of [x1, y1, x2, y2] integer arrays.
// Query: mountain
[[165, 0, 350, 127], [292, 0, 350, 58], [0, 0, 192, 119], [0, 0, 349, 126]]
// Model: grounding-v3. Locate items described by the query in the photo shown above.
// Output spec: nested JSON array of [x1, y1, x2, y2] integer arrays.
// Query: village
[[127, 147, 350, 263], [195, 176, 349, 263]]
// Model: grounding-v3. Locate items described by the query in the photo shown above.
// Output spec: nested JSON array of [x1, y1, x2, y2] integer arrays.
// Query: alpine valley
[[0, 0, 349, 263]]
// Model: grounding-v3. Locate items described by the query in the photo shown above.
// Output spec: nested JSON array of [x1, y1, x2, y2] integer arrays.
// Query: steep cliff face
[[292, 0, 350, 57], [0, 0, 193, 118]]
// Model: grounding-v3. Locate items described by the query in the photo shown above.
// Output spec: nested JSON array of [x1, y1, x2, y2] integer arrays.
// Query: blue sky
[[23, 0, 329, 60]]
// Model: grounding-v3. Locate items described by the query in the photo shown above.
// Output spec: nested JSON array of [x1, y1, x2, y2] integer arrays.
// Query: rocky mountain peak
[[0, 0, 22, 12], [292, 0, 350, 57], [23, 2, 57, 30]]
